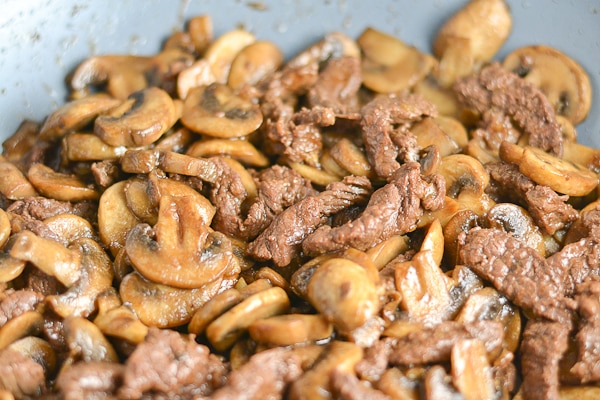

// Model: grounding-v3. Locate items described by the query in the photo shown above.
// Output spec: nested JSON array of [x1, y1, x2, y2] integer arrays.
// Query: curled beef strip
[[302, 162, 445, 254], [331, 370, 392, 400], [307, 56, 362, 118], [459, 228, 575, 323], [454, 62, 563, 156], [55, 361, 125, 400], [471, 109, 521, 153], [118, 328, 228, 399], [210, 347, 304, 400], [0, 348, 47, 398], [520, 319, 571, 400], [0, 289, 44, 328], [486, 162, 579, 235], [248, 175, 372, 267], [571, 278, 600, 383], [360, 93, 437, 179]]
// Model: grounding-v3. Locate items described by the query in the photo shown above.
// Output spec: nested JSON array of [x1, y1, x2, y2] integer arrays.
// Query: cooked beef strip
[[0, 348, 47, 398], [210, 347, 304, 400], [471, 109, 521, 153], [459, 228, 575, 323], [454, 62, 563, 156], [360, 93, 437, 179], [0, 289, 44, 328], [331, 370, 392, 400], [486, 162, 579, 235], [55, 361, 125, 400], [248, 175, 371, 266], [571, 278, 600, 383], [118, 328, 228, 399], [520, 319, 571, 400], [302, 162, 445, 254]]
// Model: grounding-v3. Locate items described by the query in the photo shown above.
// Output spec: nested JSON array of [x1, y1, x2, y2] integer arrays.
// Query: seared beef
[[91, 160, 120, 188], [454, 62, 563, 156], [0, 289, 44, 328], [248, 175, 371, 266], [56, 361, 125, 400], [361, 94, 437, 178], [210, 347, 304, 400], [119, 328, 227, 399], [331, 370, 392, 400], [520, 319, 571, 400], [302, 162, 445, 253], [571, 278, 600, 383], [471, 109, 521, 153], [0, 348, 46, 398], [459, 228, 574, 323]]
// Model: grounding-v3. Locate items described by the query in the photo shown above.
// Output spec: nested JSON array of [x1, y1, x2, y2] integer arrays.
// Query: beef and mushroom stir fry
[[1, 0, 599, 399]]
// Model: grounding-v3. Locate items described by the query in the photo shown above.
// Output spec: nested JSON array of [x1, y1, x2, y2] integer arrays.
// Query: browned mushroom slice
[[186, 138, 270, 167], [228, 41, 284, 90], [125, 194, 237, 289], [64, 133, 126, 162], [503, 45, 592, 125], [181, 83, 263, 138], [203, 29, 256, 83], [176, 59, 216, 100], [0, 311, 44, 350], [0, 158, 38, 200], [93, 288, 149, 344], [2, 120, 39, 163], [39, 94, 121, 141], [358, 27, 436, 94], [27, 163, 99, 202], [188, 15, 213, 54], [63, 317, 119, 363], [94, 87, 176, 147], [434, 0, 512, 63]]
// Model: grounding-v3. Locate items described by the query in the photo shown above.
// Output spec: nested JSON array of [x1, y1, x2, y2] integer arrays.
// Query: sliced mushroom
[[39, 94, 121, 141], [434, 35, 474, 88], [365, 234, 410, 271], [286, 31, 360, 69], [249, 314, 333, 346], [203, 29, 256, 83], [358, 27, 436, 93], [125, 194, 236, 289], [187, 15, 213, 54], [63, 317, 118, 363], [288, 160, 340, 187], [181, 83, 263, 138], [119, 149, 160, 174], [451, 339, 495, 400], [186, 138, 270, 167], [434, 0, 512, 62], [412, 117, 461, 158], [503, 45, 592, 124], [519, 145, 598, 196], [2, 120, 39, 163], [0, 311, 44, 350], [98, 180, 142, 257], [9, 230, 82, 287], [47, 238, 114, 318], [120, 271, 224, 328], [94, 87, 176, 147], [43, 214, 96, 247], [329, 138, 375, 178], [420, 219, 445, 267], [307, 257, 379, 333], [157, 150, 219, 182], [228, 41, 284, 90], [563, 140, 600, 174], [27, 163, 99, 202], [485, 203, 546, 257], [64, 133, 126, 161], [443, 210, 479, 268], [0, 253, 26, 283], [177, 59, 216, 100], [438, 154, 489, 198], [0, 210, 10, 249], [7, 336, 57, 377], [122, 177, 158, 225], [414, 77, 461, 118], [0, 159, 38, 200], [93, 288, 149, 344], [206, 286, 290, 351]]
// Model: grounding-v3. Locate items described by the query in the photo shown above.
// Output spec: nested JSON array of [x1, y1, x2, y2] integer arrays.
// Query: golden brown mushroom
[[27, 163, 99, 202], [227, 41, 284, 90]]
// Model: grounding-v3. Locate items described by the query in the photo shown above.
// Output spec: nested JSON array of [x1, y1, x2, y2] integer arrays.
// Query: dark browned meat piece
[[243, 165, 318, 239], [0, 289, 44, 328], [302, 162, 445, 254], [331, 370, 392, 400], [454, 62, 563, 156], [91, 160, 120, 188], [308, 56, 362, 118], [487, 162, 579, 235], [7, 196, 98, 230], [361, 93, 437, 178], [387, 320, 504, 365], [571, 278, 600, 383], [55, 361, 125, 400], [265, 106, 335, 167], [0, 348, 46, 398], [27, 267, 64, 297], [459, 228, 574, 323], [119, 328, 227, 399], [520, 319, 571, 400], [210, 347, 304, 400], [355, 339, 394, 382], [248, 175, 371, 266], [471, 109, 521, 152]]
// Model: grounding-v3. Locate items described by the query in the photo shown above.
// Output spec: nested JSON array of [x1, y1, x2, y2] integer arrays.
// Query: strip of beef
[[248, 175, 371, 266], [331, 370, 392, 400], [486, 162, 579, 235], [210, 347, 304, 400], [571, 278, 600, 383], [459, 228, 574, 323], [0, 289, 44, 328], [0, 347, 46, 398], [471, 109, 521, 153], [91, 160, 120, 188], [520, 319, 571, 400], [265, 106, 335, 167], [387, 320, 504, 365], [55, 361, 125, 400], [355, 339, 394, 382], [302, 162, 445, 254], [243, 165, 318, 239], [454, 62, 563, 156], [307, 56, 362, 118], [360, 93, 437, 178], [118, 328, 228, 399]]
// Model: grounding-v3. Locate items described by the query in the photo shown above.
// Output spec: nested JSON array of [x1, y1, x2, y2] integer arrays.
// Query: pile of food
[[0, 0, 598, 398]]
